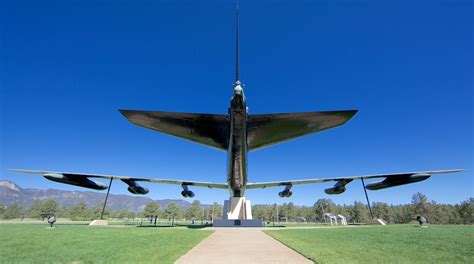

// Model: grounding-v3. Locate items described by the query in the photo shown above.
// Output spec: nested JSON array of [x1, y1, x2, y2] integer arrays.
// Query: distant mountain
[[0, 180, 201, 211]]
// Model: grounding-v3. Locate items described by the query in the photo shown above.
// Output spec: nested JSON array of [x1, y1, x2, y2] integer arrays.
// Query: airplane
[[11, 1, 463, 203]]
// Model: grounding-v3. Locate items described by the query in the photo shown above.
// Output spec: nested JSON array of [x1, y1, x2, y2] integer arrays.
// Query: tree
[[185, 201, 202, 220], [2, 203, 23, 219], [392, 205, 413, 224], [41, 200, 59, 216], [457, 198, 474, 224], [69, 201, 91, 220], [372, 202, 393, 223], [28, 200, 44, 219], [412, 192, 429, 217], [113, 209, 135, 219], [144, 202, 160, 217], [0, 204, 5, 217], [282, 202, 296, 222], [92, 204, 110, 219], [270, 204, 278, 223], [252, 205, 273, 221], [313, 199, 335, 223], [164, 203, 179, 225], [211, 202, 222, 220], [350, 201, 369, 224], [298, 206, 313, 223]]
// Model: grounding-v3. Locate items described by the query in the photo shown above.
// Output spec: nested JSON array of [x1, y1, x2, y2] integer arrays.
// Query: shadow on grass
[[136, 225, 175, 228], [181, 224, 211, 229], [135, 224, 212, 229], [54, 223, 90, 226]]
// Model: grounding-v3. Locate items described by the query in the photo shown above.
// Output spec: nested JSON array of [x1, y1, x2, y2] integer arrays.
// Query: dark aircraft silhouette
[[11, 2, 462, 199]]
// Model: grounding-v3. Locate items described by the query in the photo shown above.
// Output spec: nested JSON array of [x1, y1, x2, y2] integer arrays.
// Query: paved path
[[175, 228, 313, 264]]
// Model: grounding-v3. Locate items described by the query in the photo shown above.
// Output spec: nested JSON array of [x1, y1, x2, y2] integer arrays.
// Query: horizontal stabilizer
[[120, 110, 229, 150], [247, 110, 357, 151]]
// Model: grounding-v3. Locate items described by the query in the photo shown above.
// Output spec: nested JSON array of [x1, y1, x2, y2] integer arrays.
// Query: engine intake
[[278, 190, 292, 197], [43, 173, 108, 190], [365, 174, 431, 190], [181, 190, 195, 198], [181, 184, 195, 198]]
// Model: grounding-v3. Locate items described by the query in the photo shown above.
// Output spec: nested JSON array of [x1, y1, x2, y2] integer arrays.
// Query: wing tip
[[118, 109, 131, 117], [445, 169, 465, 173], [343, 109, 358, 120], [118, 109, 142, 125], [8, 169, 45, 175]]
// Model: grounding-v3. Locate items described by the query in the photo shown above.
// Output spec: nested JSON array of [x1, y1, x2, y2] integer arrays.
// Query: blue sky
[[1, 0, 472, 206]]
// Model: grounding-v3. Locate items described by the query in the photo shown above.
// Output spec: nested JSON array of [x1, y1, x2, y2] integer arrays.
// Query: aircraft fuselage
[[227, 82, 247, 197]]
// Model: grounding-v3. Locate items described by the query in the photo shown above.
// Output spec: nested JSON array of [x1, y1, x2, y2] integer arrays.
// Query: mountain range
[[0, 180, 202, 211]]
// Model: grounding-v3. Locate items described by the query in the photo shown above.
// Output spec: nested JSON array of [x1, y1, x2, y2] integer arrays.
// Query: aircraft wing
[[10, 169, 228, 192], [246, 169, 463, 194], [119, 110, 229, 151], [247, 110, 358, 151]]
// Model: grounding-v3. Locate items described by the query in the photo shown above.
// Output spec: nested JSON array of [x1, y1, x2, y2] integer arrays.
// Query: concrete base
[[222, 197, 253, 220], [89, 219, 108, 226], [213, 219, 263, 227], [213, 196, 263, 227]]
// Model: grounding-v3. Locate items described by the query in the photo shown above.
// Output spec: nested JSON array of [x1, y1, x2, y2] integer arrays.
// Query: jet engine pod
[[278, 184, 293, 197], [365, 174, 431, 191], [278, 190, 292, 197], [324, 179, 353, 195], [324, 185, 346, 195], [122, 179, 149, 195], [181, 190, 195, 198], [127, 186, 149, 195], [43, 173, 108, 190]]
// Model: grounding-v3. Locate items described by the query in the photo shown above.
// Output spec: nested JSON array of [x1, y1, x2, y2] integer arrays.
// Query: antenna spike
[[235, 0, 240, 84]]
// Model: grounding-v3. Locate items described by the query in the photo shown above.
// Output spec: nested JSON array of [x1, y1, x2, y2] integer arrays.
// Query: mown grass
[[263, 222, 336, 228], [266, 225, 474, 263], [0, 224, 212, 263]]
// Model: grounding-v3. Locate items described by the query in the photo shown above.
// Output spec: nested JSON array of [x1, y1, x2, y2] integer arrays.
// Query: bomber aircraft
[[11, 2, 462, 202]]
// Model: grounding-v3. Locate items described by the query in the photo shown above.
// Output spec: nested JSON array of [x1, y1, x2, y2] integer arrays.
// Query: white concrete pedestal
[[213, 197, 263, 227], [89, 219, 108, 226]]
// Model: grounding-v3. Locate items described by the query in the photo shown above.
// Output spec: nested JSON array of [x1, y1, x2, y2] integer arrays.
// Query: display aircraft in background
[[11, 2, 463, 200]]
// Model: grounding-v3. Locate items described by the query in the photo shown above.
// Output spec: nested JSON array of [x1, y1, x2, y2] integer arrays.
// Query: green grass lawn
[[0, 224, 212, 263], [266, 225, 474, 263], [263, 222, 335, 228]]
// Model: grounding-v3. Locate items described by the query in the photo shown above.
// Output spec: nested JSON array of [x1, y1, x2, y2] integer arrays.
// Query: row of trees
[[0, 200, 113, 221], [252, 193, 473, 224], [142, 201, 223, 222], [0, 193, 472, 224], [0, 200, 223, 222]]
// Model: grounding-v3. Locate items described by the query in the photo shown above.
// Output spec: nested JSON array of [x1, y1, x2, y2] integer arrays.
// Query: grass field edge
[[175, 229, 216, 262], [264, 230, 317, 263]]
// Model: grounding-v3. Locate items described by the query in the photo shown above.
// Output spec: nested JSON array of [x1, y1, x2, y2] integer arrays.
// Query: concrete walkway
[[175, 228, 313, 264]]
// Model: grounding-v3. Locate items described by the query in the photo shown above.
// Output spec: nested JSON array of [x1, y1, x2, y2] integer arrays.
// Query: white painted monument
[[213, 197, 263, 227]]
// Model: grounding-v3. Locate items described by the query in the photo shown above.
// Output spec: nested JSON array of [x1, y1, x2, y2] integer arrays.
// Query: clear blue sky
[[1, 0, 472, 206]]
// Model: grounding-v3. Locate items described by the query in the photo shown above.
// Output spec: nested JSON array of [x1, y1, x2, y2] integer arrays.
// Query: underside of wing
[[247, 110, 358, 151], [119, 110, 230, 151], [246, 169, 463, 195], [10, 169, 228, 195]]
